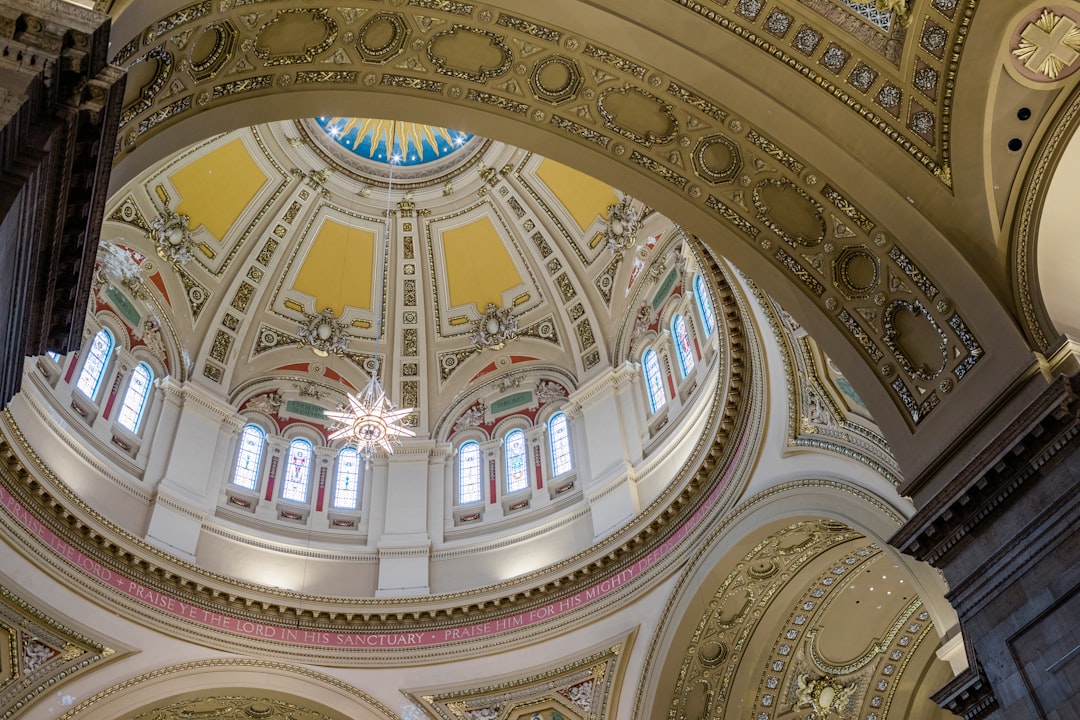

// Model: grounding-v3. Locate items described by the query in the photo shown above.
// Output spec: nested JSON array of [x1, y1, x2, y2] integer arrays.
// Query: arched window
[[281, 438, 313, 503], [694, 274, 716, 338], [116, 363, 153, 432], [673, 314, 695, 378], [76, 329, 113, 399], [233, 424, 265, 490], [549, 412, 573, 476], [505, 428, 529, 494], [332, 446, 361, 510], [643, 349, 666, 413], [458, 441, 482, 504]]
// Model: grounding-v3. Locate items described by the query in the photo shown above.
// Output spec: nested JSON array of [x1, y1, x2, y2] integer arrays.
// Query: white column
[[428, 445, 450, 544], [376, 440, 434, 597], [144, 383, 238, 561], [569, 365, 642, 541], [140, 377, 184, 491]]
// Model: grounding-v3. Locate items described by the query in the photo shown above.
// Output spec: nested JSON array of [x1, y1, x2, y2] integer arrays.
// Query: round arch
[[57, 658, 398, 720], [637, 478, 959, 720], [99, 0, 1035, 479]]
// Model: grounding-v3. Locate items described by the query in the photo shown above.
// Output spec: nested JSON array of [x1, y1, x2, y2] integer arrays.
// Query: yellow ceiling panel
[[534, 158, 619, 232], [172, 138, 269, 241], [442, 217, 522, 313], [293, 219, 375, 315]]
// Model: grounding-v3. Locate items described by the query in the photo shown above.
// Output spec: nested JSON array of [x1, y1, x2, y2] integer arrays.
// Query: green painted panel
[[285, 400, 326, 419], [106, 285, 141, 326], [652, 268, 678, 310], [490, 391, 532, 415]]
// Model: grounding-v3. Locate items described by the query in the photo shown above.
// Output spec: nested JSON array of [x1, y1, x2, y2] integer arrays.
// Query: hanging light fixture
[[326, 126, 415, 461]]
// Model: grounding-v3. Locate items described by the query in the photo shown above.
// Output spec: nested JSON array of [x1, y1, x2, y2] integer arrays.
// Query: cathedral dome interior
[[1, 1, 1078, 719]]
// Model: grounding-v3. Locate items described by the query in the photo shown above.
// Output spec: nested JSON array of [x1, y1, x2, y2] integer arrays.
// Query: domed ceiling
[[101, 117, 680, 434], [74, 115, 732, 601]]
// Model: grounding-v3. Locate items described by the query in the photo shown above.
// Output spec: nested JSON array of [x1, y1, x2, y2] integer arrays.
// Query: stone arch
[[57, 658, 398, 720], [1011, 81, 1080, 353], [101, 0, 1034, 479], [638, 479, 959, 720]]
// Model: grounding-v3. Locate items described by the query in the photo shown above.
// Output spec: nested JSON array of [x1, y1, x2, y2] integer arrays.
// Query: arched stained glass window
[[549, 412, 572, 476], [117, 363, 153, 432], [332, 446, 361, 509], [76, 329, 113, 399], [233, 424, 265, 490], [694, 275, 716, 338], [643, 349, 666, 413], [281, 438, 313, 502], [505, 429, 529, 494], [673, 314, 695, 378], [458, 441, 482, 504]]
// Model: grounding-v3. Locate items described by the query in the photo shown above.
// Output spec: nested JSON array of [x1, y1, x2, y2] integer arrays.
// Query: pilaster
[[892, 354, 1080, 719]]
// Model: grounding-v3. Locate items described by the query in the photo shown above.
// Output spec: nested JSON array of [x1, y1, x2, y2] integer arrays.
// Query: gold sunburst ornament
[[326, 125, 415, 461]]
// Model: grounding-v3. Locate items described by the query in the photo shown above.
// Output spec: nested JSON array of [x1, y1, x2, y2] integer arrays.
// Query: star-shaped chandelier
[[326, 376, 415, 460], [326, 139, 415, 461]]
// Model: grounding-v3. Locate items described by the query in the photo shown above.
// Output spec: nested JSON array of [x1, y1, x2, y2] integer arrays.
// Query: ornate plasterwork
[[0, 249, 754, 663], [667, 520, 863, 720], [753, 285, 899, 484], [1011, 7, 1080, 82], [1010, 77, 1080, 353], [0, 583, 116, 720], [404, 635, 629, 720], [55, 659, 398, 720], [100, 1, 990, 430], [126, 696, 339, 720], [471, 303, 519, 351]]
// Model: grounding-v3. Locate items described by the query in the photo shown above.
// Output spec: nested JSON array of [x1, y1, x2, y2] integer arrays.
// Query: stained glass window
[[644, 349, 666, 413], [281, 438, 313, 502], [333, 446, 361, 509], [505, 429, 529, 494], [674, 314, 695, 378], [233, 424, 265, 490], [117, 363, 153, 432], [549, 412, 572, 476], [76, 329, 113, 399], [458, 441, 482, 504], [694, 275, 716, 338]]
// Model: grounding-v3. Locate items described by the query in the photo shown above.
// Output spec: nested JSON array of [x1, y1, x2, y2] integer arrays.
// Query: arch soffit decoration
[[99, 0, 1035, 474], [1010, 79, 1080, 352], [56, 658, 399, 720], [632, 478, 957, 720]]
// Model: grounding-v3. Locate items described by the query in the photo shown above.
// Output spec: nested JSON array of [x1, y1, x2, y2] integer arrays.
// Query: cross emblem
[[1014, 9, 1080, 80]]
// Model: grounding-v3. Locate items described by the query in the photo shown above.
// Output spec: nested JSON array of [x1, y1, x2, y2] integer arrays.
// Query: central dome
[[27, 117, 733, 602]]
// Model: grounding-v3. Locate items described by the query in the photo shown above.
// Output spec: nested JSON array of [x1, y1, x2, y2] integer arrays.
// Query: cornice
[[0, 261, 760, 663], [890, 373, 1080, 567], [56, 658, 401, 720]]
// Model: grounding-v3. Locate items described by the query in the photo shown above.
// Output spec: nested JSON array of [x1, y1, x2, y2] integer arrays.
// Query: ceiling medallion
[[297, 308, 349, 357], [602, 195, 642, 255], [149, 205, 195, 265], [794, 673, 858, 717], [326, 377, 416, 462], [472, 303, 519, 351]]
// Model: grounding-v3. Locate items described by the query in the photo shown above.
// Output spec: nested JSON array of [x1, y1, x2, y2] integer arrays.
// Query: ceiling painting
[[440, 215, 525, 315], [533, 158, 619, 234], [171, 137, 272, 241], [291, 218, 376, 316]]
